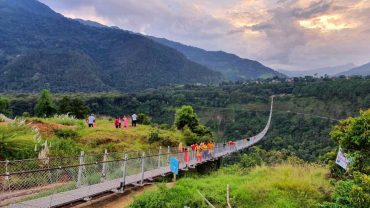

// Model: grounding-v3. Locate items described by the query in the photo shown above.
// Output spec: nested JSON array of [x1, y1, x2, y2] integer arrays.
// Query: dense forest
[[0, 0, 222, 92], [1, 76, 369, 161]]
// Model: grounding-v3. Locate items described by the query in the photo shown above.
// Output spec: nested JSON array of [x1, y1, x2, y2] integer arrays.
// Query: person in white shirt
[[131, 113, 137, 127], [87, 114, 95, 128]]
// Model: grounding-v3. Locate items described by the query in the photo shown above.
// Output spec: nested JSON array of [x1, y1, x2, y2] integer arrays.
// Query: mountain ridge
[[336, 62, 370, 76], [149, 36, 286, 80], [0, 0, 223, 92], [75, 18, 285, 80], [277, 63, 356, 77]]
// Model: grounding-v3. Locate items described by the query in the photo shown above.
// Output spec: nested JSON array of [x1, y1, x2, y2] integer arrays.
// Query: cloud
[[39, 0, 370, 71]]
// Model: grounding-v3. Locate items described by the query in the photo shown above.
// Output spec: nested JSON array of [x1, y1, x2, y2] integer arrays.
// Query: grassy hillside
[[0, 116, 184, 159], [130, 163, 333, 208]]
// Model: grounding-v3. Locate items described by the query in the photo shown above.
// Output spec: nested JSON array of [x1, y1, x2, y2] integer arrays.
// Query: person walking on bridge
[[196, 144, 202, 162]]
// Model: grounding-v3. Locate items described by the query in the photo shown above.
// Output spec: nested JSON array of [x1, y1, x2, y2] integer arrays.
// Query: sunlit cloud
[[299, 15, 358, 31]]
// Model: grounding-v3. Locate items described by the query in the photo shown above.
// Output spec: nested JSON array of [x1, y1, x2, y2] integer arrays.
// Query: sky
[[39, 0, 370, 71]]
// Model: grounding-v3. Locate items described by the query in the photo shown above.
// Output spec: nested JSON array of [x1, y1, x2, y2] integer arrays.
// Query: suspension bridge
[[1, 97, 274, 208]]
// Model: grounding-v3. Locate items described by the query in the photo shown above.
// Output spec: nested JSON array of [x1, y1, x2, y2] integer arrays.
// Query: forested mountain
[[149, 37, 286, 80], [336, 62, 370, 76], [0, 0, 223, 92]]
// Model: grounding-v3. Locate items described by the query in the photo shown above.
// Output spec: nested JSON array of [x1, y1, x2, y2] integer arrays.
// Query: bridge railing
[[0, 144, 240, 206]]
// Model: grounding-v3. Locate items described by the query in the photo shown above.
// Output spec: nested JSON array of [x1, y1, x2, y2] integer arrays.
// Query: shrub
[[148, 130, 160, 143], [49, 138, 83, 157], [54, 129, 79, 139], [0, 124, 37, 160], [137, 113, 151, 125], [320, 172, 370, 208]]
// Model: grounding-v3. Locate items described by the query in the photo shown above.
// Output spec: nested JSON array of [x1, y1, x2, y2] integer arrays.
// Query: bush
[[49, 138, 83, 157], [0, 124, 37, 160], [320, 173, 370, 208], [54, 129, 79, 139], [148, 130, 160, 143], [137, 113, 151, 125], [22, 112, 30, 118]]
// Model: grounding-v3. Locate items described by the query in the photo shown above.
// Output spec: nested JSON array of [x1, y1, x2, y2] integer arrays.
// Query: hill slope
[[0, 0, 223, 92], [149, 37, 286, 80], [336, 62, 370, 76], [130, 164, 332, 207]]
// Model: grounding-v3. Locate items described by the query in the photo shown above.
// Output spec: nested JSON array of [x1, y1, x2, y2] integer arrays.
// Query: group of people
[[114, 113, 138, 128], [86, 113, 138, 128], [178, 140, 240, 166]]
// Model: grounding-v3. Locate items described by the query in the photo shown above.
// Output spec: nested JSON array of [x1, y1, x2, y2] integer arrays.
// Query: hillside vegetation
[[149, 37, 285, 80], [130, 164, 332, 208], [0, 116, 184, 160], [0, 0, 222, 92]]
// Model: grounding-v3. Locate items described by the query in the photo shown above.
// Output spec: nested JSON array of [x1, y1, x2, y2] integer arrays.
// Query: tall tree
[[174, 105, 200, 131], [34, 89, 56, 117], [0, 97, 12, 117], [330, 109, 370, 174]]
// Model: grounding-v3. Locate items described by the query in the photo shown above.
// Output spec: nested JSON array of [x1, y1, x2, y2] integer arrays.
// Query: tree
[[34, 89, 57, 117], [0, 97, 12, 117], [174, 105, 200, 131], [330, 109, 370, 174], [57, 96, 90, 119]]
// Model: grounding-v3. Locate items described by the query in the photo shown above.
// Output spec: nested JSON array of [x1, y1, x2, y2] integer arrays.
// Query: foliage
[[130, 164, 332, 208], [3, 77, 370, 161], [175, 105, 213, 144], [48, 138, 84, 157], [54, 128, 79, 139], [137, 113, 151, 125], [34, 89, 57, 118], [57, 97, 90, 119], [320, 173, 370, 208], [148, 130, 160, 143], [0, 0, 222, 93], [51, 114, 85, 127], [0, 97, 12, 117], [330, 109, 370, 174], [151, 36, 285, 81], [223, 146, 304, 169], [175, 105, 200, 130], [0, 123, 37, 160]]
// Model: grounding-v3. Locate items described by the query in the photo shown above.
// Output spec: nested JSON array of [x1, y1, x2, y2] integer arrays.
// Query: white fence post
[[77, 151, 84, 187], [158, 146, 162, 169], [167, 146, 170, 163], [101, 149, 108, 182], [120, 153, 128, 191], [140, 152, 145, 185]]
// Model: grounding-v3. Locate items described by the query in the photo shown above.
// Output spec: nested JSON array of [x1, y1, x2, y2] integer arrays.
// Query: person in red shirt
[[191, 144, 196, 161], [114, 117, 120, 128]]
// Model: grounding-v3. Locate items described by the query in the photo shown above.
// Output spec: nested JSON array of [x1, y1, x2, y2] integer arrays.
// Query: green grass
[[1, 117, 185, 158], [130, 164, 333, 208]]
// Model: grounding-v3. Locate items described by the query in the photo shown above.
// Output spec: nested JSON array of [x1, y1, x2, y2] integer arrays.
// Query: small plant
[[148, 130, 160, 143], [54, 129, 79, 139]]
